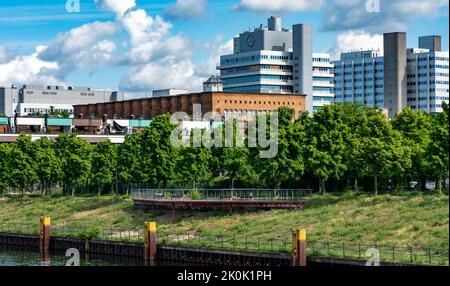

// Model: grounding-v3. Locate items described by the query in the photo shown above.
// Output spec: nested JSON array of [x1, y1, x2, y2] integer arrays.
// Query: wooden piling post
[[40, 216, 51, 251], [144, 221, 157, 263], [291, 228, 306, 266]]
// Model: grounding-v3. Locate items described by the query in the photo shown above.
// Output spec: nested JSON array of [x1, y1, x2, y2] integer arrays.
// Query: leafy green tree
[[90, 140, 117, 195], [355, 109, 411, 195], [425, 102, 449, 192], [65, 154, 91, 196], [34, 137, 62, 195], [141, 114, 178, 188], [0, 144, 11, 194], [117, 132, 147, 192], [302, 105, 348, 193], [54, 134, 92, 195], [210, 121, 259, 189], [8, 146, 38, 195], [392, 107, 431, 190], [221, 147, 258, 189], [339, 104, 373, 192], [177, 144, 212, 189], [253, 107, 304, 188]]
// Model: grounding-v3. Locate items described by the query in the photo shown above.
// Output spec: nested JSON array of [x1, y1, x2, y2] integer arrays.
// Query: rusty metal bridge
[[131, 189, 313, 210]]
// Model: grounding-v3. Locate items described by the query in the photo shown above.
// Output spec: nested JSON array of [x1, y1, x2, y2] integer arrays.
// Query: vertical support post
[[144, 221, 157, 264], [291, 228, 307, 266], [291, 228, 297, 266], [40, 216, 51, 251]]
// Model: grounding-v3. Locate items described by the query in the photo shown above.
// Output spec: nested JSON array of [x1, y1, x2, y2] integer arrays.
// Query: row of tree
[[0, 103, 448, 195]]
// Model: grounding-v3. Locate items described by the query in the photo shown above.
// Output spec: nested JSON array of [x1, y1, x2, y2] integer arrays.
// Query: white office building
[[406, 48, 449, 113], [312, 53, 334, 110], [332, 50, 385, 108], [333, 35, 449, 114], [217, 16, 331, 112], [0, 85, 124, 117]]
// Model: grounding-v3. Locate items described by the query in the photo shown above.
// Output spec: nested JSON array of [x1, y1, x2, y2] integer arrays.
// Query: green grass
[[0, 192, 448, 264]]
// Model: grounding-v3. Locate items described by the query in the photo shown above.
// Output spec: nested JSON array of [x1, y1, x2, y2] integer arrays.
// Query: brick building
[[74, 92, 306, 120]]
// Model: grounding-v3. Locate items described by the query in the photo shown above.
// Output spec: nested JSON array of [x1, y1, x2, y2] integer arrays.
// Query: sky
[[0, 0, 448, 97]]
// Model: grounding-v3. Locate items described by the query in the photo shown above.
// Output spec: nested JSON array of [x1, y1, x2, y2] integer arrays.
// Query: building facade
[[0, 85, 124, 117], [406, 48, 449, 113], [333, 34, 449, 116], [333, 50, 385, 108], [74, 92, 306, 120], [217, 17, 329, 112], [312, 53, 334, 110]]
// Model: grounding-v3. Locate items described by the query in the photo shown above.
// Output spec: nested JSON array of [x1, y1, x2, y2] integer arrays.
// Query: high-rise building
[[383, 32, 407, 119], [332, 33, 449, 116], [217, 17, 331, 112], [419, 35, 441, 52], [0, 85, 124, 117], [332, 50, 384, 108], [406, 48, 449, 113], [312, 53, 334, 110]]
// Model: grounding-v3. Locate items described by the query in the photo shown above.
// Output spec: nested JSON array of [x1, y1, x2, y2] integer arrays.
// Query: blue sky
[[0, 0, 448, 94]]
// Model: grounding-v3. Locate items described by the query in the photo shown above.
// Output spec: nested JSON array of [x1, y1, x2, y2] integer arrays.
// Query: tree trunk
[[403, 175, 409, 192], [354, 177, 358, 192], [374, 174, 378, 195], [319, 178, 326, 194], [231, 178, 235, 190], [98, 186, 102, 196], [419, 178, 426, 191], [436, 174, 442, 193]]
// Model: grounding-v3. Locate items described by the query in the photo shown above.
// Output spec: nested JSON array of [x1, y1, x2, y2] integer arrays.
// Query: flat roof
[[73, 92, 307, 106]]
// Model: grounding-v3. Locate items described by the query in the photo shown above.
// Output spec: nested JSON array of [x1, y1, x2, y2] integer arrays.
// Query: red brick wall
[[73, 92, 306, 120]]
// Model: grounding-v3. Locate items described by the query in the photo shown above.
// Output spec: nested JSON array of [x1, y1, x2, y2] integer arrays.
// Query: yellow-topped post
[[40, 216, 51, 250], [144, 221, 157, 263], [291, 228, 306, 266]]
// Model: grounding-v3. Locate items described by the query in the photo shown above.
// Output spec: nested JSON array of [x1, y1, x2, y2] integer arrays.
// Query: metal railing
[[308, 241, 449, 266], [130, 188, 313, 201], [0, 224, 447, 266]]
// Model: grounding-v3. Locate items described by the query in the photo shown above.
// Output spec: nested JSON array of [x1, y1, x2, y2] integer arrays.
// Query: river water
[[0, 247, 153, 266]]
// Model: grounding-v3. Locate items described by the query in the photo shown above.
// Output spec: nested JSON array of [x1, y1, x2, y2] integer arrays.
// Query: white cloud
[[196, 35, 233, 77], [37, 21, 118, 78], [322, 0, 448, 32], [328, 30, 383, 60], [0, 0, 210, 92], [120, 57, 203, 92], [94, 0, 136, 18], [0, 45, 61, 86], [233, 0, 324, 12], [164, 0, 208, 20], [0, 45, 8, 64], [120, 10, 190, 64]]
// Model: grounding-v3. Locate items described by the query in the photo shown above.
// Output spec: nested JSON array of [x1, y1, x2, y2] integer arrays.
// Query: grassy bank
[[0, 192, 447, 251]]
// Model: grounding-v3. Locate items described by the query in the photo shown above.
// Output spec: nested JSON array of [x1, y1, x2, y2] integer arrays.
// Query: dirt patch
[[71, 205, 116, 220]]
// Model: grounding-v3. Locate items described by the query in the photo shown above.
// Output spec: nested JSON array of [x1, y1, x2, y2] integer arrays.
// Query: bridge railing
[[130, 188, 313, 201]]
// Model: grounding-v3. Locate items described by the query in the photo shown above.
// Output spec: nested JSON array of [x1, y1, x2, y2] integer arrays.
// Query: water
[[0, 247, 148, 266]]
